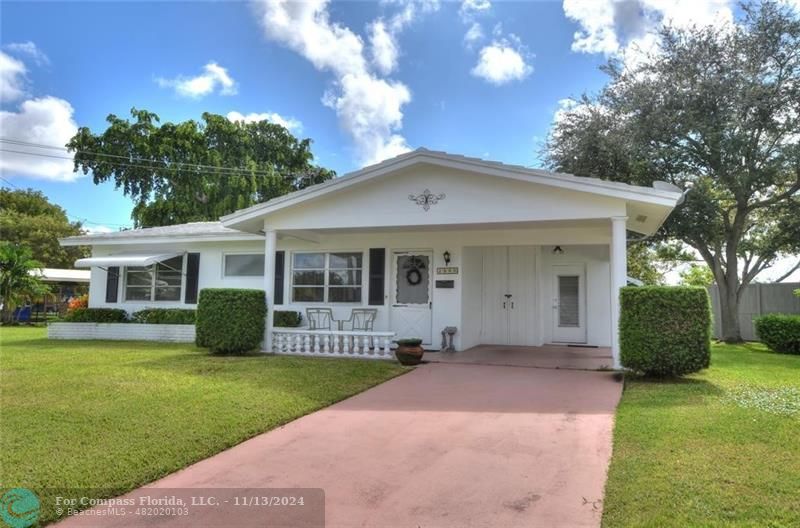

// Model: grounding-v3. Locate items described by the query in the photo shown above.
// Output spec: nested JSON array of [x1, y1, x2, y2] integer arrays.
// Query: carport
[[426, 344, 614, 370]]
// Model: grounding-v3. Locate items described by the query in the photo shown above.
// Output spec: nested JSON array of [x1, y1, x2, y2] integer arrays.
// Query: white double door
[[481, 246, 538, 346]]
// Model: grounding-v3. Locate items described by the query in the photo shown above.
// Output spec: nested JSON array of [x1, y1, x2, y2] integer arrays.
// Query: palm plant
[[0, 243, 49, 324]]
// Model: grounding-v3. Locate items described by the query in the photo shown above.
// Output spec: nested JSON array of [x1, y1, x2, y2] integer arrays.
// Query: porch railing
[[271, 328, 396, 360]]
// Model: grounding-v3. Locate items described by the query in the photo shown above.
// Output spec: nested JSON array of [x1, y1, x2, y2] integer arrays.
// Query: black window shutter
[[368, 248, 386, 306], [184, 253, 201, 304], [105, 266, 119, 303], [274, 251, 285, 305]]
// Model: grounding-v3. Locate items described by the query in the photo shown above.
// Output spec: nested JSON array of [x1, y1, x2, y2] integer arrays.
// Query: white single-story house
[[59, 149, 682, 367]]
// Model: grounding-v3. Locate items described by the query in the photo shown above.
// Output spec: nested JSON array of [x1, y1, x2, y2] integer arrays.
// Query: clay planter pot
[[395, 338, 424, 365]]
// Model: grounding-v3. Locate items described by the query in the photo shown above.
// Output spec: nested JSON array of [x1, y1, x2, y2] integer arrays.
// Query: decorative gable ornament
[[408, 189, 446, 211]]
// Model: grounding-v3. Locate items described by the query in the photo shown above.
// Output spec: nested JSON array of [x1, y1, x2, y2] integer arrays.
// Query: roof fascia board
[[59, 233, 264, 247]]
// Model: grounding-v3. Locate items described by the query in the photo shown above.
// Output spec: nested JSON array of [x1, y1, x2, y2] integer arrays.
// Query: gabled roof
[[220, 148, 682, 231], [60, 221, 263, 246]]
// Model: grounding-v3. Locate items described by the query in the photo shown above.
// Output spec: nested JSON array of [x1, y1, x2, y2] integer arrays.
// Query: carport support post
[[609, 216, 628, 369], [264, 226, 277, 353]]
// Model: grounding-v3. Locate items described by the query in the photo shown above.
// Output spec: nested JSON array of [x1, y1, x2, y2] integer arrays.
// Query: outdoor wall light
[[443, 250, 451, 265], [553, 246, 564, 255]]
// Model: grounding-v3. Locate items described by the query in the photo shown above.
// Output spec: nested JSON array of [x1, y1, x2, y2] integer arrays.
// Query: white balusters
[[270, 329, 395, 360]]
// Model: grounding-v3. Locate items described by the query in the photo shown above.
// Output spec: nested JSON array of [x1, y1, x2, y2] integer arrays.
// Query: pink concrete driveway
[[58, 363, 622, 528]]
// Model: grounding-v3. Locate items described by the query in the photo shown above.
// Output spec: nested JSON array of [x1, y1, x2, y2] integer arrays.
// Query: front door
[[391, 251, 433, 345], [481, 246, 537, 345], [551, 264, 587, 343]]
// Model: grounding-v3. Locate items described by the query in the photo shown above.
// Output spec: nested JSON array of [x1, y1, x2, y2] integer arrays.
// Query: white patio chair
[[305, 307, 334, 330]]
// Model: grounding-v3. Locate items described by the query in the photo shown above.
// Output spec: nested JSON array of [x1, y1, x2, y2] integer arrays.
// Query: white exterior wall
[[83, 225, 613, 350], [458, 244, 611, 349], [540, 245, 612, 347], [88, 240, 265, 312], [49, 322, 195, 342]]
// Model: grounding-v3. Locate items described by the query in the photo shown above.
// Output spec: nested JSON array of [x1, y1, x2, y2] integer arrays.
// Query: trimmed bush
[[273, 310, 302, 328], [755, 314, 800, 355], [620, 286, 711, 377], [196, 288, 266, 354], [62, 308, 128, 323], [132, 308, 196, 325]]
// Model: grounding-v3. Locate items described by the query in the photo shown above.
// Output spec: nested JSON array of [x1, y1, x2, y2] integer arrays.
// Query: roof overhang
[[74, 251, 184, 268]]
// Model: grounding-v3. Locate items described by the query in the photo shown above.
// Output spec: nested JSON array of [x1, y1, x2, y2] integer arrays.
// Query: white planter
[[48, 322, 196, 343]]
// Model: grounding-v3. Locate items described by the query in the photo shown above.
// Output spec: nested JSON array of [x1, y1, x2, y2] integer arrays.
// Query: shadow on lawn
[[623, 376, 724, 407]]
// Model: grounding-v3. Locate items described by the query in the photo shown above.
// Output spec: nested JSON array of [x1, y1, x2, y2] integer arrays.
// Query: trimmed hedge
[[620, 286, 711, 377], [131, 308, 196, 325], [274, 310, 302, 328], [62, 308, 128, 323], [755, 314, 800, 355], [196, 288, 266, 354]]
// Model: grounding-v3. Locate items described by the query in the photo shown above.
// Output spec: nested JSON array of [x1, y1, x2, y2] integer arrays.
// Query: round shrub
[[132, 308, 196, 325], [273, 310, 302, 328], [619, 286, 711, 377], [196, 288, 266, 354], [755, 314, 800, 355], [62, 308, 128, 323]]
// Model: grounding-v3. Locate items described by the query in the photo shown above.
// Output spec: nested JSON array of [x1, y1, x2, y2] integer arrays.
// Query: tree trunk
[[702, 247, 743, 343], [716, 279, 742, 342]]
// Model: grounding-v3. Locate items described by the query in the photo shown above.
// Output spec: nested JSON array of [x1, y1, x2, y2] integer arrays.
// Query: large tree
[[68, 110, 334, 227], [0, 188, 87, 268], [547, 1, 800, 342]]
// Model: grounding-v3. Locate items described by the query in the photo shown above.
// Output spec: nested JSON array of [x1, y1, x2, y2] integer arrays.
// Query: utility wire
[[0, 137, 317, 180], [1, 172, 134, 229]]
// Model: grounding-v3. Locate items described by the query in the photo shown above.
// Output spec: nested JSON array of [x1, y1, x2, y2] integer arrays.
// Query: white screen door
[[391, 251, 433, 345], [552, 264, 586, 343]]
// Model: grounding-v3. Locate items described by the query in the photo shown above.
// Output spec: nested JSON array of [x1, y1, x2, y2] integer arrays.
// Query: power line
[[0, 137, 318, 180], [1, 174, 134, 228]]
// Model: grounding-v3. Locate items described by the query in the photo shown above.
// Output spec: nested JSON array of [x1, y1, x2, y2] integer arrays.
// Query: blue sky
[[0, 0, 745, 231]]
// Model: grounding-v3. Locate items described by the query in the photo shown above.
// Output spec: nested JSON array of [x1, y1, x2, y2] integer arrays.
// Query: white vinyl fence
[[708, 282, 800, 341]]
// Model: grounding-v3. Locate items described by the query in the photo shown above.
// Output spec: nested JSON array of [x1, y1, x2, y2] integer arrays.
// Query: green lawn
[[0, 326, 407, 524], [603, 342, 800, 527]]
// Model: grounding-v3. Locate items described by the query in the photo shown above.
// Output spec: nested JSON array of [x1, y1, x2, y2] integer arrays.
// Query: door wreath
[[406, 268, 423, 286]]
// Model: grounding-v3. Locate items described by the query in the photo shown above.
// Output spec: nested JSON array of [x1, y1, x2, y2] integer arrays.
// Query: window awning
[[74, 252, 184, 268]]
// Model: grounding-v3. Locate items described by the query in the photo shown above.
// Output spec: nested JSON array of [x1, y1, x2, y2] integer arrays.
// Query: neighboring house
[[60, 149, 682, 367]]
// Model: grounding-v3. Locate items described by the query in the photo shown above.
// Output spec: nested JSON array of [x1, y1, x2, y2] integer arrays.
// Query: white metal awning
[[74, 252, 183, 268]]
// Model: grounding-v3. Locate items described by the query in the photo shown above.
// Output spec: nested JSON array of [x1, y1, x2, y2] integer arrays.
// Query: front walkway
[[58, 363, 622, 528], [427, 344, 614, 370]]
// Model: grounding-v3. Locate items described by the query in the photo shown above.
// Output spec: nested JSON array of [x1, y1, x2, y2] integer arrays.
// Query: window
[[224, 254, 264, 277], [124, 256, 184, 302], [292, 252, 362, 303]]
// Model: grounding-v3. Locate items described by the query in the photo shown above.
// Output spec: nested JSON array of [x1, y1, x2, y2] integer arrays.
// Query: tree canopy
[[546, 1, 800, 341], [0, 188, 87, 268], [68, 110, 334, 227]]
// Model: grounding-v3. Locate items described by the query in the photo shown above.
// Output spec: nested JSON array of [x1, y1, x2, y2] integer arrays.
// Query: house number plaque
[[436, 267, 459, 275]]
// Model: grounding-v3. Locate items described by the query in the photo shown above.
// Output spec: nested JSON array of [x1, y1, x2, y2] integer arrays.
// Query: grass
[[603, 342, 800, 527], [0, 326, 407, 524]]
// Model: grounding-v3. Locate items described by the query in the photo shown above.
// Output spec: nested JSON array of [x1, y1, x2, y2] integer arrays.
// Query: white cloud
[[226, 111, 303, 133], [464, 22, 485, 47], [562, 0, 734, 66], [368, 20, 399, 75], [253, 0, 435, 166], [0, 51, 27, 102], [156, 62, 237, 98], [471, 38, 532, 85], [4, 41, 49, 66], [0, 96, 80, 182], [460, 0, 491, 21]]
